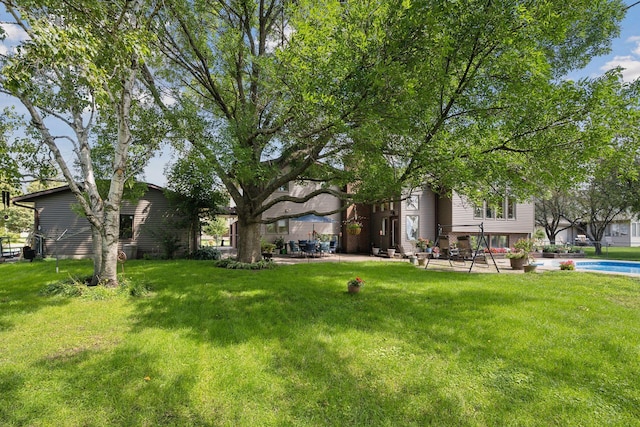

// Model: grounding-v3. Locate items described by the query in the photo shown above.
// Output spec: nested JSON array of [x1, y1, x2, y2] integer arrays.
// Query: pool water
[[576, 260, 640, 275]]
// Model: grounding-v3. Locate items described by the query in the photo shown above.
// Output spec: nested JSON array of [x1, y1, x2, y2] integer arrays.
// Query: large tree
[[535, 189, 582, 245], [0, 0, 163, 285], [147, 0, 630, 263]]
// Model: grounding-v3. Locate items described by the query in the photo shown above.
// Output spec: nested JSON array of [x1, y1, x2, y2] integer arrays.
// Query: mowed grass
[[1, 259, 640, 426], [584, 245, 640, 261]]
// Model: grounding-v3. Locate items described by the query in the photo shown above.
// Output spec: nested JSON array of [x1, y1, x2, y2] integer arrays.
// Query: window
[[120, 214, 134, 239], [474, 203, 483, 219], [606, 223, 628, 237], [475, 197, 516, 220], [266, 219, 288, 234], [485, 204, 494, 219], [407, 196, 419, 210], [495, 202, 504, 219], [633, 223, 640, 237], [490, 235, 507, 248], [507, 200, 516, 219], [406, 215, 419, 240], [382, 218, 388, 236]]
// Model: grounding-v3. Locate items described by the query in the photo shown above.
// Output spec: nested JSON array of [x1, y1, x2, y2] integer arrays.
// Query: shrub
[[190, 247, 222, 260], [213, 259, 276, 270]]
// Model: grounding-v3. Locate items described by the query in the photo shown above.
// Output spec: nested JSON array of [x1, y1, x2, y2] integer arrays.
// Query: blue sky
[[569, 1, 640, 82], [1, 2, 640, 187]]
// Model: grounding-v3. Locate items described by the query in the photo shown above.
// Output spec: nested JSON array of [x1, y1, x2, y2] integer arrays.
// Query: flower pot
[[418, 257, 427, 266], [372, 247, 380, 256], [387, 249, 396, 258], [409, 256, 418, 265], [348, 284, 361, 294], [524, 264, 537, 273], [509, 257, 526, 270], [347, 227, 361, 235]]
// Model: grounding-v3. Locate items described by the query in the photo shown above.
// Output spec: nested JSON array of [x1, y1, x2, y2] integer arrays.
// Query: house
[[256, 181, 535, 254], [361, 189, 534, 255], [557, 215, 640, 248], [11, 184, 190, 259], [258, 180, 342, 244]]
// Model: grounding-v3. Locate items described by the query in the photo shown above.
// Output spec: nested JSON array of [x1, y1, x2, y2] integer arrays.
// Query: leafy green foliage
[[212, 258, 276, 270], [189, 247, 221, 260], [150, 0, 632, 262], [39, 274, 152, 299]]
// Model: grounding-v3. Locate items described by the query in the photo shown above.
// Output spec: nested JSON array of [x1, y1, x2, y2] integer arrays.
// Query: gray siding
[[261, 181, 341, 243], [449, 193, 534, 246], [397, 189, 437, 255], [37, 191, 93, 258], [34, 187, 188, 259]]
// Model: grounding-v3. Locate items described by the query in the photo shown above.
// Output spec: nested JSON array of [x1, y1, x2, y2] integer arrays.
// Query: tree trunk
[[98, 203, 121, 287], [236, 216, 262, 263], [594, 241, 603, 256], [90, 226, 103, 286]]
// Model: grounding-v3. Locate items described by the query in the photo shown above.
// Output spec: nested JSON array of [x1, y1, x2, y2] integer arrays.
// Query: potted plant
[[387, 246, 396, 258], [415, 237, 430, 253], [274, 236, 286, 254], [507, 238, 535, 270], [559, 260, 575, 270], [347, 277, 365, 293], [347, 222, 362, 235], [432, 247, 440, 258], [260, 240, 276, 260]]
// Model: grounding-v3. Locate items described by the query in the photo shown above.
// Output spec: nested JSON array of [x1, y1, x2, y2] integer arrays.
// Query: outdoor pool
[[576, 260, 640, 275]]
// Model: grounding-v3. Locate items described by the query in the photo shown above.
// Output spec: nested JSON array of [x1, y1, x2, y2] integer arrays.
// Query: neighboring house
[[256, 181, 535, 254], [606, 216, 640, 247], [558, 215, 640, 248], [12, 184, 190, 259]]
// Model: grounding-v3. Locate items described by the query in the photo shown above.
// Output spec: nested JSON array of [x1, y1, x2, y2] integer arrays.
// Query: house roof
[[11, 183, 165, 203]]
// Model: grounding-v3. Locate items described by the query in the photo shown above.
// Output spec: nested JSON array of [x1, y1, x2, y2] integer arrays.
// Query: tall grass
[[1, 259, 639, 426]]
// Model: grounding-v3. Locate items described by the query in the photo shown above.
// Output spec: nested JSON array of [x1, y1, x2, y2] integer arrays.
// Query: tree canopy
[[0, 0, 164, 285], [2, 0, 637, 265], [144, 0, 632, 262]]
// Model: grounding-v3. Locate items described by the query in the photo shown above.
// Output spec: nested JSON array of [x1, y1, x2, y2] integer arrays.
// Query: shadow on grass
[[119, 262, 557, 424], [0, 261, 86, 331], [4, 260, 638, 425]]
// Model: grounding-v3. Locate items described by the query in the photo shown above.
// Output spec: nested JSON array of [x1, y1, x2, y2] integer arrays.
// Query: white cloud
[[1, 23, 28, 43], [1, 23, 29, 56], [600, 37, 640, 82], [601, 55, 640, 81]]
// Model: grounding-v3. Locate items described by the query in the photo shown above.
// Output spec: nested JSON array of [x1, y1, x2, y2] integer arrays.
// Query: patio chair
[[304, 241, 319, 257], [288, 240, 301, 256], [319, 241, 330, 257], [329, 240, 337, 253]]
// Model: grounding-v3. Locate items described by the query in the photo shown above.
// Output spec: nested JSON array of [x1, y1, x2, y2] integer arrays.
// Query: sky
[[1, 2, 640, 188], [566, 1, 640, 83]]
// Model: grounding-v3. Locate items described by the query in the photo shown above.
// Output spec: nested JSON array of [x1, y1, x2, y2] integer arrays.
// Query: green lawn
[[584, 245, 640, 261], [1, 259, 639, 426]]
